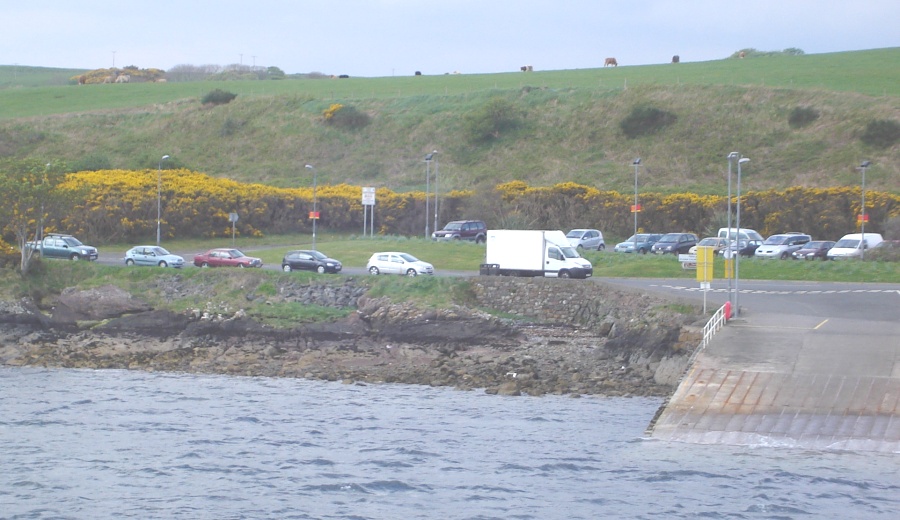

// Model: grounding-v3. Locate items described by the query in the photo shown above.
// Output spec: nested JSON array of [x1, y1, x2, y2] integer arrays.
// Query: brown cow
[[604, 57, 618, 67], [739, 51, 746, 59]]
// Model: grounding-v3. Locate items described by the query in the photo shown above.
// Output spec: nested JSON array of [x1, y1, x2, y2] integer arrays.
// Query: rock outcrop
[[0, 278, 705, 397]]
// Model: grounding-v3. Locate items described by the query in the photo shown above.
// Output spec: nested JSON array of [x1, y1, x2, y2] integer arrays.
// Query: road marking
[[814, 319, 829, 330], [649, 285, 898, 296]]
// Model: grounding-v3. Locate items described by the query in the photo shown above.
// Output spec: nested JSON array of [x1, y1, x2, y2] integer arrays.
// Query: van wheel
[[559, 271, 571, 279]]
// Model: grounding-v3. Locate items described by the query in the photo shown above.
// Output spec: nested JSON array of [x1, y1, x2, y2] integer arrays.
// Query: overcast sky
[[2, 1, 898, 77]]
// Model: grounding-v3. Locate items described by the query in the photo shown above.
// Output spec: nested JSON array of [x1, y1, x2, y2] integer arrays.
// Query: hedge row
[[40, 170, 900, 243]]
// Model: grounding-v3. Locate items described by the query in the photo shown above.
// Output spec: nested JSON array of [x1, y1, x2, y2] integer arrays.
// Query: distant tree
[[783, 48, 805, 56], [0, 159, 70, 274], [266, 66, 286, 80]]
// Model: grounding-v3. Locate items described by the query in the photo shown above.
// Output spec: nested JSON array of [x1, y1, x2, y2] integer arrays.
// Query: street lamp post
[[425, 152, 435, 238], [859, 160, 871, 260], [726, 152, 739, 308], [305, 164, 318, 251], [734, 156, 749, 317], [156, 154, 170, 246], [632, 158, 641, 252], [431, 151, 440, 237]]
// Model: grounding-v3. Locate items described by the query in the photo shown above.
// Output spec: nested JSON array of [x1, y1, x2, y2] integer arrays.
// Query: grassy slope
[[0, 49, 898, 195]]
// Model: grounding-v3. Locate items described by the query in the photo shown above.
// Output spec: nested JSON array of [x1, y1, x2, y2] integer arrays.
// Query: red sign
[[630, 204, 642, 213], [857, 214, 868, 223], [309, 211, 320, 219]]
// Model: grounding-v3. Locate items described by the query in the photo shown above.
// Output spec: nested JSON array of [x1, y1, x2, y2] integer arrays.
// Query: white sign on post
[[362, 187, 376, 206], [362, 187, 376, 237]]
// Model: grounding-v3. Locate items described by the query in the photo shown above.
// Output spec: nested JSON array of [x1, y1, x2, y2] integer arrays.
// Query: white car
[[124, 245, 185, 268], [366, 252, 434, 276], [566, 229, 605, 250]]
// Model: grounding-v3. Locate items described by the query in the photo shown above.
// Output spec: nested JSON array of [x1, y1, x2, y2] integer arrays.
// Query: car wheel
[[640, 248, 648, 255], [201, 262, 209, 268], [781, 252, 789, 260], [282, 265, 292, 272], [70, 253, 80, 261], [597, 244, 605, 251], [475, 236, 485, 245], [576, 245, 583, 250], [239, 263, 247, 268], [368, 266, 380, 275], [406, 269, 418, 277], [559, 270, 571, 279], [317, 265, 326, 274], [159, 261, 168, 267], [125, 259, 135, 266]]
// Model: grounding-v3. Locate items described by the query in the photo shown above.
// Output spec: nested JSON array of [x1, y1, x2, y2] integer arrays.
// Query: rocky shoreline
[[0, 278, 705, 397]]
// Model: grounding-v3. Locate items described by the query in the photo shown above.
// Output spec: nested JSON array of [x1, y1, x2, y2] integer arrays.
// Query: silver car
[[566, 229, 605, 251], [124, 246, 185, 268]]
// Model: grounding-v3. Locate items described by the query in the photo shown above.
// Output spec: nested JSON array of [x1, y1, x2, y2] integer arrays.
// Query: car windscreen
[[659, 233, 680, 242], [309, 251, 327, 260], [566, 230, 584, 238], [63, 237, 84, 247], [763, 236, 790, 245], [833, 239, 859, 248]]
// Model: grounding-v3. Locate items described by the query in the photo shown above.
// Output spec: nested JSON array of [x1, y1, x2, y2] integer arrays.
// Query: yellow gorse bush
[[35, 171, 900, 243]]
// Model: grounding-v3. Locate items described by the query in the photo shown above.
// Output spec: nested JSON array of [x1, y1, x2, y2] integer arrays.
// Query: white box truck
[[481, 230, 593, 278], [826, 232, 883, 259]]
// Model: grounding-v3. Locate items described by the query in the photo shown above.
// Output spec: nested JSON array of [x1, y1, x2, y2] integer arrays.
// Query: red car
[[193, 248, 263, 268]]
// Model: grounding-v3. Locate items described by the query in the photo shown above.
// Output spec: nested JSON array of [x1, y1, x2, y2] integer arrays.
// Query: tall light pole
[[726, 152, 739, 308], [632, 158, 641, 252], [431, 151, 440, 236], [859, 160, 871, 260], [305, 164, 318, 251], [425, 152, 435, 238], [156, 154, 170, 246], [734, 156, 749, 317]]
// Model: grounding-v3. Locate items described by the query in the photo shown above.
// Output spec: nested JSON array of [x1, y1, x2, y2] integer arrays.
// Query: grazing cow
[[415, 71, 422, 76], [114, 74, 130, 83], [604, 57, 618, 67], [77, 75, 86, 85], [338, 74, 349, 78], [103, 75, 115, 83], [672, 55, 680, 63], [739, 51, 746, 59], [521, 66, 527, 72], [154, 78, 167, 83]]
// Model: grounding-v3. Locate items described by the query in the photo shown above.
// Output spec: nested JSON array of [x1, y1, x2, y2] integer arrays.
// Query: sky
[[2, 1, 898, 77]]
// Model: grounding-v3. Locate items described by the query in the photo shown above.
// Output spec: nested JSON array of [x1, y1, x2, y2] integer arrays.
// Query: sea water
[[1, 366, 897, 519]]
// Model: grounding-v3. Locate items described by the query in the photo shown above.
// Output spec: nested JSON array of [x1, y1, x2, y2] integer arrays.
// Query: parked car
[[193, 248, 263, 268], [719, 239, 763, 258], [25, 233, 98, 261], [366, 252, 434, 276], [613, 233, 663, 254], [281, 250, 342, 274], [432, 220, 487, 243], [124, 245, 185, 268], [791, 241, 835, 260], [565, 229, 605, 251], [755, 233, 811, 259], [689, 237, 729, 255], [827, 233, 884, 260], [651, 233, 698, 254]]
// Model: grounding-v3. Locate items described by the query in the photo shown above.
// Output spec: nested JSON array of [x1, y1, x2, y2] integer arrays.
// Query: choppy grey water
[[1, 367, 897, 519]]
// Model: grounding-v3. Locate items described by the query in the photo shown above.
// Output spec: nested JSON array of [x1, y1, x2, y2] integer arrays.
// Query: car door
[[134, 247, 151, 266], [296, 252, 315, 271], [388, 254, 405, 274]]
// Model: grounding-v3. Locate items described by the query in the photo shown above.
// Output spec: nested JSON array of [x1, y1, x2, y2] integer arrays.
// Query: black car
[[651, 233, 698, 254], [281, 250, 342, 274], [791, 241, 835, 260], [719, 239, 763, 258]]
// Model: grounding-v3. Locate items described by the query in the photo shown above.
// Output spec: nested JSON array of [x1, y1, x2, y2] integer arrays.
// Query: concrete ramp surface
[[650, 310, 900, 452]]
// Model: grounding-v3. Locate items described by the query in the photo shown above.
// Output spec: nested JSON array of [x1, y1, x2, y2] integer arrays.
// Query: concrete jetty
[[649, 290, 900, 452]]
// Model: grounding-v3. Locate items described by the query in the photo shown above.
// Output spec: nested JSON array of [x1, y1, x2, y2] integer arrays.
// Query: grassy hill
[[1, 48, 898, 194]]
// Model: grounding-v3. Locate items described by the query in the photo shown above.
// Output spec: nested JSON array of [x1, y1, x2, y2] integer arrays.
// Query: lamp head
[[161, 155, 170, 160], [425, 153, 434, 161], [305, 164, 314, 170], [738, 158, 750, 164], [860, 160, 871, 168], [727, 152, 739, 159], [633, 158, 641, 165]]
